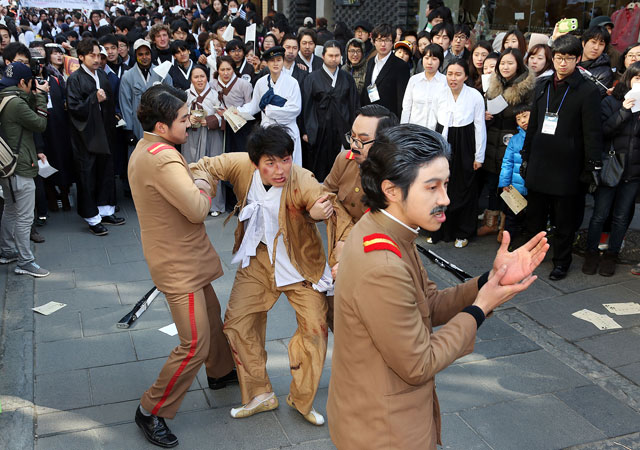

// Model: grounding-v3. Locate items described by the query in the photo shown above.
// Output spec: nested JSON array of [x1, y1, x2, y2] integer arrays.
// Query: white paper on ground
[[572, 309, 622, 330], [159, 323, 178, 336], [38, 160, 58, 178], [33, 301, 66, 315], [153, 61, 172, 80], [487, 94, 509, 115], [244, 23, 256, 43], [603, 302, 640, 315], [481, 73, 492, 92], [222, 25, 235, 42]]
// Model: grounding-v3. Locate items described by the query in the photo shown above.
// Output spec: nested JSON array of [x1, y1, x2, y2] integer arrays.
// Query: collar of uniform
[[370, 210, 419, 246], [143, 132, 172, 145]]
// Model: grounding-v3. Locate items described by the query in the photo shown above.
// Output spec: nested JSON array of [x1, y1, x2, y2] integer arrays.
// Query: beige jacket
[[328, 211, 480, 449], [128, 133, 223, 294]]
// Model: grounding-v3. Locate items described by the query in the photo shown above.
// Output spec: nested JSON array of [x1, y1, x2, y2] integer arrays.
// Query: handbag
[[600, 148, 625, 187]]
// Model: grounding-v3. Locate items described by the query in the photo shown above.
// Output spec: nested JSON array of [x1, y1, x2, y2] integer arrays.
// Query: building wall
[[333, 0, 410, 29]]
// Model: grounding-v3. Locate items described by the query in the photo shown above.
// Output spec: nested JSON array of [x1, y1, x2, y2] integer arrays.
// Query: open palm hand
[[492, 231, 549, 286]]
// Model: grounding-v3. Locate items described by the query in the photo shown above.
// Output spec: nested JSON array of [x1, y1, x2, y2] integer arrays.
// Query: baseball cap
[[0, 62, 33, 89], [133, 38, 151, 52]]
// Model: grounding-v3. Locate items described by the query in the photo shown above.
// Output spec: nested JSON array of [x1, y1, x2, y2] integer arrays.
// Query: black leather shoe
[[102, 214, 126, 225], [89, 223, 109, 236], [549, 265, 569, 281], [135, 406, 179, 448], [208, 369, 238, 390], [30, 229, 45, 243]]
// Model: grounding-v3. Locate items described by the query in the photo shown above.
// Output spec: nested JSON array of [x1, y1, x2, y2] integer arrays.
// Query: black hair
[[428, 6, 452, 24], [225, 39, 246, 54], [171, 39, 190, 55], [512, 103, 532, 116], [114, 16, 135, 32], [211, 20, 228, 33], [356, 104, 399, 135], [115, 34, 129, 47], [322, 40, 342, 55], [430, 22, 453, 40], [65, 30, 79, 40], [582, 25, 611, 47], [171, 19, 190, 33], [361, 124, 450, 212], [334, 21, 353, 43], [297, 29, 317, 46], [280, 33, 297, 47], [76, 38, 99, 58], [552, 34, 582, 58], [247, 125, 294, 165], [138, 84, 188, 132], [371, 23, 394, 41], [501, 29, 527, 55], [90, 10, 101, 20], [272, 17, 290, 35], [446, 57, 470, 76], [190, 64, 210, 81], [496, 48, 527, 83], [99, 34, 119, 47], [453, 24, 470, 38], [423, 43, 444, 65], [613, 61, 640, 100], [3, 42, 30, 63]]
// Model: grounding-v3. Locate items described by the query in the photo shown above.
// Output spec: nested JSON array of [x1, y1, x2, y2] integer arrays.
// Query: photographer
[[0, 62, 50, 277]]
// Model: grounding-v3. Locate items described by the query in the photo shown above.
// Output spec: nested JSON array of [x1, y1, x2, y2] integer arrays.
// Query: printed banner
[[63, 55, 80, 77], [19, 0, 105, 11]]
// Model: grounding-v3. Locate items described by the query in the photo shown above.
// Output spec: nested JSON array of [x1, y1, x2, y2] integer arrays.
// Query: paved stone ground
[[1, 193, 640, 450]]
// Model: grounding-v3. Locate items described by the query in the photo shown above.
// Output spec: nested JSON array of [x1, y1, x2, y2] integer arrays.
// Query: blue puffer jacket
[[498, 126, 527, 195]]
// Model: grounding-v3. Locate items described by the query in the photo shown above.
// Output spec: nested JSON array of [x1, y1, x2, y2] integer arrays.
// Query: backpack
[[0, 95, 22, 178]]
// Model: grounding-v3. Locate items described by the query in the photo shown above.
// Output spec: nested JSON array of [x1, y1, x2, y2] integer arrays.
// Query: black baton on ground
[[416, 245, 473, 282], [116, 286, 161, 328]]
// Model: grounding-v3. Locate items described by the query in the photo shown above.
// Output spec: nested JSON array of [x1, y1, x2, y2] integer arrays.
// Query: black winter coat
[[521, 70, 603, 196], [601, 91, 640, 182], [578, 53, 613, 98], [484, 69, 536, 174]]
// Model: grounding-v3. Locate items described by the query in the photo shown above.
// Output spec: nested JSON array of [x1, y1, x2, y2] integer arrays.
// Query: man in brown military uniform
[[128, 85, 235, 448], [323, 104, 398, 328], [328, 124, 549, 449]]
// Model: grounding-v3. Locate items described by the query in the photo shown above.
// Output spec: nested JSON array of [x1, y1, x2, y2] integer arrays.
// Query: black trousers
[[70, 129, 115, 220], [524, 190, 585, 268]]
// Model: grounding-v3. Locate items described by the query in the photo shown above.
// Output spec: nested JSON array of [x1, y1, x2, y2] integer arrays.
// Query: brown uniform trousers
[[224, 244, 328, 416], [129, 134, 235, 419]]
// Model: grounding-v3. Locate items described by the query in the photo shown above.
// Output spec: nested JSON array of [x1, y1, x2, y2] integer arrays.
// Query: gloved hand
[[580, 159, 602, 185]]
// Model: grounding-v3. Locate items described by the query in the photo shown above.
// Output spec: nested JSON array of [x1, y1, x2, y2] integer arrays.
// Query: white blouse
[[400, 71, 446, 130], [435, 84, 487, 163]]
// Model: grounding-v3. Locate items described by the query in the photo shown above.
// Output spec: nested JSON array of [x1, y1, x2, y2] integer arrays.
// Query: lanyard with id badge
[[541, 85, 569, 135], [367, 83, 380, 102]]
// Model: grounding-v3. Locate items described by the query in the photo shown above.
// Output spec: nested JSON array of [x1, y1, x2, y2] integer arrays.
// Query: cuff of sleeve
[[477, 271, 490, 290], [462, 305, 486, 329]]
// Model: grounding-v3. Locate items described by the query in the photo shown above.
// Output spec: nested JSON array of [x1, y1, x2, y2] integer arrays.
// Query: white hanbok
[[238, 72, 303, 165]]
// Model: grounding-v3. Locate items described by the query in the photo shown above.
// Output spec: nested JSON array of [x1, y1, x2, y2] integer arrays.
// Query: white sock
[[139, 404, 152, 416]]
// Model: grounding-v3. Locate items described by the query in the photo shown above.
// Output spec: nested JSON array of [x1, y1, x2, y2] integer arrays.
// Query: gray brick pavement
[[0, 197, 639, 450]]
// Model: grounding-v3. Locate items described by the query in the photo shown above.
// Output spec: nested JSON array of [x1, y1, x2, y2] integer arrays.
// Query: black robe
[[303, 68, 359, 181], [66, 68, 117, 219], [43, 72, 73, 187]]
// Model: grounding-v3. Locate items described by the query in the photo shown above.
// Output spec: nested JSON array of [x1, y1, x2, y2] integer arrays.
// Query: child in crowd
[[497, 103, 530, 244]]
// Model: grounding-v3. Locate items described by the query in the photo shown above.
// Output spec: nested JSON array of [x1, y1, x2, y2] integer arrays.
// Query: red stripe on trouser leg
[[151, 292, 198, 416]]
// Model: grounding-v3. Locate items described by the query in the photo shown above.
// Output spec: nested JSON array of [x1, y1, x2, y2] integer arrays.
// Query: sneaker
[[0, 251, 18, 264], [15, 261, 50, 278], [210, 211, 221, 217], [454, 238, 468, 248], [426, 237, 433, 244]]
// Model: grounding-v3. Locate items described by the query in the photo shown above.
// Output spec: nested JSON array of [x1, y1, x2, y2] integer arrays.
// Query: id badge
[[367, 83, 380, 102], [541, 113, 558, 135]]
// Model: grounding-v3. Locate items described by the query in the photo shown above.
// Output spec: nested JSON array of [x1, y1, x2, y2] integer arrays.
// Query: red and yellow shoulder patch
[[147, 143, 175, 155], [363, 233, 401, 258], [345, 150, 356, 160]]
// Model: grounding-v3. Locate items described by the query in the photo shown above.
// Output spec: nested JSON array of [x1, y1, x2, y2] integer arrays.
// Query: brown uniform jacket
[[191, 153, 333, 284], [328, 211, 480, 450], [128, 133, 223, 294]]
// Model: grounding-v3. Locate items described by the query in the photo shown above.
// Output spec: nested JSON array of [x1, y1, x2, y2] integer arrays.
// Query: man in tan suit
[[327, 124, 549, 449], [128, 85, 235, 448], [191, 125, 341, 426]]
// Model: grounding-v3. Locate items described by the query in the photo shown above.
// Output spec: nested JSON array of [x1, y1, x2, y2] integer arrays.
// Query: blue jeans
[[587, 181, 640, 253]]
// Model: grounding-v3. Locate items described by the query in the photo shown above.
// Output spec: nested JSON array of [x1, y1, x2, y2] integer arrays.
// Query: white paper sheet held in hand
[[624, 83, 640, 113], [500, 185, 527, 215], [38, 159, 58, 178], [245, 23, 256, 43], [481, 73, 492, 92], [207, 41, 217, 73], [159, 323, 178, 336], [572, 309, 622, 330], [487, 94, 509, 115], [222, 25, 235, 42], [603, 302, 640, 315], [153, 61, 173, 80], [33, 301, 66, 315]]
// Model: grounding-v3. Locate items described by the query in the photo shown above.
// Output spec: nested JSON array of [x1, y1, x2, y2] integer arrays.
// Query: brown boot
[[496, 212, 506, 243], [478, 210, 499, 236], [598, 251, 617, 277], [581, 250, 600, 275]]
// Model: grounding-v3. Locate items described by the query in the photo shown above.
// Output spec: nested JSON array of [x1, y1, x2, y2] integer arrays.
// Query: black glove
[[580, 159, 602, 185], [519, 160, 528, 179]]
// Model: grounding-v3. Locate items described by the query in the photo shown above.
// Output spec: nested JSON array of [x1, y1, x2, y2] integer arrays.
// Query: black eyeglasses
[[345, 133, 375, 150]]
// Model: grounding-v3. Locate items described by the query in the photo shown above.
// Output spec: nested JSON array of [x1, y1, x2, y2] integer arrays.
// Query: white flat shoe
[[454, 238, 468, 248], [286, 395, 325, 426], [230, 392, 278, 418]]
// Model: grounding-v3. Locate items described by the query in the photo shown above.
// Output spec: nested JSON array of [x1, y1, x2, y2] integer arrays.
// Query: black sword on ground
[[116, 286, 161, 329], [416, 245, 473, 282]]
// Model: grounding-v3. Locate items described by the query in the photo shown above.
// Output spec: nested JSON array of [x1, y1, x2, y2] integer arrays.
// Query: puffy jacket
[[578, 53, 614, 98], [601, 87, 640, 182], [0, 86, 48, 178], [484, 68, 535, 174], [498, 126, 527, 195]]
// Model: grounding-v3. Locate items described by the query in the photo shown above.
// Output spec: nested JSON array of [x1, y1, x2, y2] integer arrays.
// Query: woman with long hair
[[468, 40, 492, 92], [479, 48, 535, 238], [525, 43, 553, 77], [583, 62, 640, 276], [501, 29, 527, 56]]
